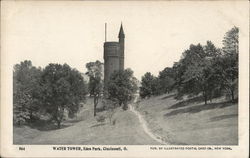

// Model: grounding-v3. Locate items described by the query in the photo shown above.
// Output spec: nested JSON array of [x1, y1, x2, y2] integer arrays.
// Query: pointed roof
[[118, 23, 125, 38]]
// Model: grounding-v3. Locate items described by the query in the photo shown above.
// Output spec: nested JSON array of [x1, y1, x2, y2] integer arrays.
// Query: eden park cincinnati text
[[53, 146, 127, 151]]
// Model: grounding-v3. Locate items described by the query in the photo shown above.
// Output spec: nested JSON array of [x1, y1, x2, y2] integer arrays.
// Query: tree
[[209, 27, 239, 102], [41, 64, 87, 128], [107, 68, 138, 110], [158, 67, 175, 94], [213, 55, 238, 102], [172, 61, 185, 99], [139, 72, 158, 98], [203, 41, 224, 100], [222, 26, 239, 56], [176, 43, 220, 104], [180, 44, 208, 102], [204, 41, 221, 57], [13, 60, 42, 125], [86, 60, 103, 116], [220, 27, 239, 102]]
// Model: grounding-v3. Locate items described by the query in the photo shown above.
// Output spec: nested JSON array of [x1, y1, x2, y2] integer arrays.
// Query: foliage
[[86, 60, 103, 116], [221, 27, 238, 101], [222, 27, 239, 56], [174, 42, 222, 104], [139, 27, 238, 104], [41, 63, 87, 128], [13, 60, 42, 125], [212, 52, 238, 101], [139, 72, 160, 98], [107, 68, 138, 110], [208, 27, 239, 102], [158, 67, 175, 94]]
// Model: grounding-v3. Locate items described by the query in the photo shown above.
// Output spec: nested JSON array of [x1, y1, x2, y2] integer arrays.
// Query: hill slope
[[14, 94, 238, 145], [14, 98, 161, 145], [136, 94, 238, 145]]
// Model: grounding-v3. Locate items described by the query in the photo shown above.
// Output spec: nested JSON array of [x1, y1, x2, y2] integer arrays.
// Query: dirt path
[[15, 103, 161, 145], [129, 97, 169, 145]]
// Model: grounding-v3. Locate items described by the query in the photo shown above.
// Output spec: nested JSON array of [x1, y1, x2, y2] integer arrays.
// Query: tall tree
[[13, 60, 42, 125], [212, 27, 239, 102], [107, 68, 138, 110], [222, 26, 239, 56], [204, 41, 222, 57], [41, 64, 87, 128], [86, 60, 103, 116], [176, 43, 220, 104], [158, 67, 175, 94], [139, 72, 160, 98], [203, 41, 223, 100]]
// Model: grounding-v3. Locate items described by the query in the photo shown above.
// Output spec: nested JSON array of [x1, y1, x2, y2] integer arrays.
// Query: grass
[[14, 94, 238, 145], [13, 98, 160, 145], [136, 93, 238, 145]]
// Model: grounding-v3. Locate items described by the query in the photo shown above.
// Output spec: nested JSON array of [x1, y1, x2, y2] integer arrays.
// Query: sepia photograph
[[1, 0, 249, 158]]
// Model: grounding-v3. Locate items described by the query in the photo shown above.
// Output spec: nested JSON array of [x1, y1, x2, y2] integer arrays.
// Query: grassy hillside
[[14, 98, 160, 145], [14, 94, 238, 145], [136, 94, 238, 145]]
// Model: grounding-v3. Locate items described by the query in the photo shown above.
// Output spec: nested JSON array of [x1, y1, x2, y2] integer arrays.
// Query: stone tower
[[118, 24, 125, 71], [103, 24, 125, 86]]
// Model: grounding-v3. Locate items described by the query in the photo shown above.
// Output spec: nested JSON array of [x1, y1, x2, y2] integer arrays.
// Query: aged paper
[[1, 1, 249, 157]]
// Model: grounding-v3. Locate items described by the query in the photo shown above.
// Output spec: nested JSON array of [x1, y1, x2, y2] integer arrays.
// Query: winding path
[[129, 97, 169, 145]]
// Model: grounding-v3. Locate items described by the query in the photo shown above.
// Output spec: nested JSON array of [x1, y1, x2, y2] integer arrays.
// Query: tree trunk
[[57, 120, 61, 129], [94, 107, 96, 116], [94, 97, 97, 116], [29, 110, 33, 121], [203, 91, 207, 105], [231, 89, 235, 102], [94, 94, 99, 117], [55, 106, 63, 129]]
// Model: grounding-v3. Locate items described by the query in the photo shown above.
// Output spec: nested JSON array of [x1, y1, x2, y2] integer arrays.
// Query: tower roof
[[118, 23, 125, 38]]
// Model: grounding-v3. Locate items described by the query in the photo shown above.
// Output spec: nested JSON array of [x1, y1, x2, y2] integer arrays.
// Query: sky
[[2, 1, 248, 79]]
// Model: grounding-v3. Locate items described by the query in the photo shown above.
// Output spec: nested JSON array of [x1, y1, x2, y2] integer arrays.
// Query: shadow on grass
[[166, 96, 204, 110], [164, 101, 235, 117], [64, 119, 83, 124], [90, 123, 106, 128], [27, 119, 72, 131], [161, 94, 176, 100], [209, 114, 238, 122]]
